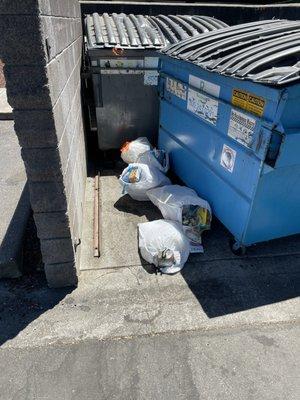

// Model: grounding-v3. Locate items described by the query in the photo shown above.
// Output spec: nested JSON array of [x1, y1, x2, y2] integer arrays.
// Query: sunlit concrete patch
[[2, 252, 299, 348], [80, 172, 161, 271], [0, 89, 13, 119]]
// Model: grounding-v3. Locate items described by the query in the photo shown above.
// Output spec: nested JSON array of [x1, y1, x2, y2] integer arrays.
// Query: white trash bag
[[147, 185, 212, 253], [137, 149, 169, 173], [119, 163, 171, 201], [138, 219, 190, 274], [120, 137, 152, 164]]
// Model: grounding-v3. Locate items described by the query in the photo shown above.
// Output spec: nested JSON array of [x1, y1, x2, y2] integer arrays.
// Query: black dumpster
[[84, 13, 228, 150]]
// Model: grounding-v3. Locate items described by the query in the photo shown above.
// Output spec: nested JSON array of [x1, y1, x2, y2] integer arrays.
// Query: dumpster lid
[[85, 13, 228, 50], [162, 20, 300, 85]]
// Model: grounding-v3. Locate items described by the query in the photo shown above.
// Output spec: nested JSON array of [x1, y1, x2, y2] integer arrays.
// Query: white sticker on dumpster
[[187, 88, 218, 125], [189, 75, 220, 98], [144, 57, 159, 69], [144, 70, 159, 86], [166, 77, 187, 100], [228, 109, 256, 148], [220, 144, 236, 173]]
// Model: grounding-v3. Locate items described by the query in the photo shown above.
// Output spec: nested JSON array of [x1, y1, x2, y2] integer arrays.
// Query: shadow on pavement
[[114, 194, 162, 220], [0, 273, 74, 346], [93, 167, 300, 319], [113, 169, 300, 319], [0, 213, 74, 347], [180, 221, 300, 317]]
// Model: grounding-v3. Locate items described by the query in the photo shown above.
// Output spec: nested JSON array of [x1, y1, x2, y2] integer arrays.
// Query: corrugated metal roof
[[162, 20, 300, 85], [85, 13, 228, 49]]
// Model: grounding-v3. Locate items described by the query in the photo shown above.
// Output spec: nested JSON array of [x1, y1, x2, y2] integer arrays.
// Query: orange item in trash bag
[[121, 141, 131, 153]]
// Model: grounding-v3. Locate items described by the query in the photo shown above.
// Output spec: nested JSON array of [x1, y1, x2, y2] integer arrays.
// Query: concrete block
[[0, 59, 5, 87], [66, 153, 86, 245], [60, 0, 81, 18], [34, 211, 71, 240], [67, 192, 76, 242], [58, 122, 76, 178], [47, 39, 82, 106], [40, 238, 74, 264], [0, 16, 46, 65], [21, 148, 62, 182], [0, 0, 86, 287], [0, 0, 39, 15], [13, 110, 57, 148], [40, 0, 80, 19], [29, 181, 67, 213], [64, 146, 80, 203], [47, 62, 70, 107], [69, 136, 86, 238], [5, 65, 51, 110], [70, 201, 80, 244], [60, 109, 82, 178], [38, 0, 51, 15], [41, 16, 82, 61], [44, 261, 78, 288], [72, 163, 85, 241], [54, 79, 81, 150], [78, 125, 87, 178]]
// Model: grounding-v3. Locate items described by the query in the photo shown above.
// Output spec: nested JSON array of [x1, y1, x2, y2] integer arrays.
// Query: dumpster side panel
[[158, 25, 300, 247], [275, 86, 300, 131], [244, 165, 300, 245], [158, 58, 285, 245], [159, 99, 262, 199], [96, 73, 159, 150], [159, 126, 251, 240], [158, 92, 268, 242], [275, 132, 300, 169], [160, 57, 282, 123]]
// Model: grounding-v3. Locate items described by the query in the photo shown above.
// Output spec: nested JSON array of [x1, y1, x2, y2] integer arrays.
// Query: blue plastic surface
[[158, 55, 300, 246]]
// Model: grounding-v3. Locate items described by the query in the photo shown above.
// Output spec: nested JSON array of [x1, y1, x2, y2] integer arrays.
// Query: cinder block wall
[[0, 60, 5, 87], [0, 0, 87, 287]]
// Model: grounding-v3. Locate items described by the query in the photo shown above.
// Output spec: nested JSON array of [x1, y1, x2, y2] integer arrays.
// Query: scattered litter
[[137, 149, 169, 173], [121, 137, 152, 164], [119, 163, 171, 201], [147, 185, 211, 253], [138, 219, 190, 274]]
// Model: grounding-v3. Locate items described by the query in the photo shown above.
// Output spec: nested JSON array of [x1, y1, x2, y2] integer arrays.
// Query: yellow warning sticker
[[232, 89, 265, 117]]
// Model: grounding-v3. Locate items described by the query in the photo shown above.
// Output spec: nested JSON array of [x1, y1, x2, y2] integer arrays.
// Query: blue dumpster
[[158, 20, 300, 253]]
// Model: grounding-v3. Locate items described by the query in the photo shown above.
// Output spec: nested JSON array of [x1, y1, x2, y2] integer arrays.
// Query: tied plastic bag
[[138, 220, 190, 274], [119, 163, 171, 201], [147, 185, 212, 253], [121, 137, 152, 164], [137, 149, 169, 173]]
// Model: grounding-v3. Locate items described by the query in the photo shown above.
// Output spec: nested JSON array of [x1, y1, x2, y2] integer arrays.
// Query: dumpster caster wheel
[[230, 239, 246, 256]]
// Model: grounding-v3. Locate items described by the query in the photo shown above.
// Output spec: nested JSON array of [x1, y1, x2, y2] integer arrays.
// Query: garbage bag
[[147, 185, 212, 253], [121, 137, 152, 164], [138, 219, 190, 274], [137, 149, 169, 173], [119, 163, 171, 201]]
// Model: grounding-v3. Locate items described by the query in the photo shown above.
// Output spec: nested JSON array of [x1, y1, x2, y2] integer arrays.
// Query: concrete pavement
[[0, 172, 299, 399], [0, 120, 30, 278]]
